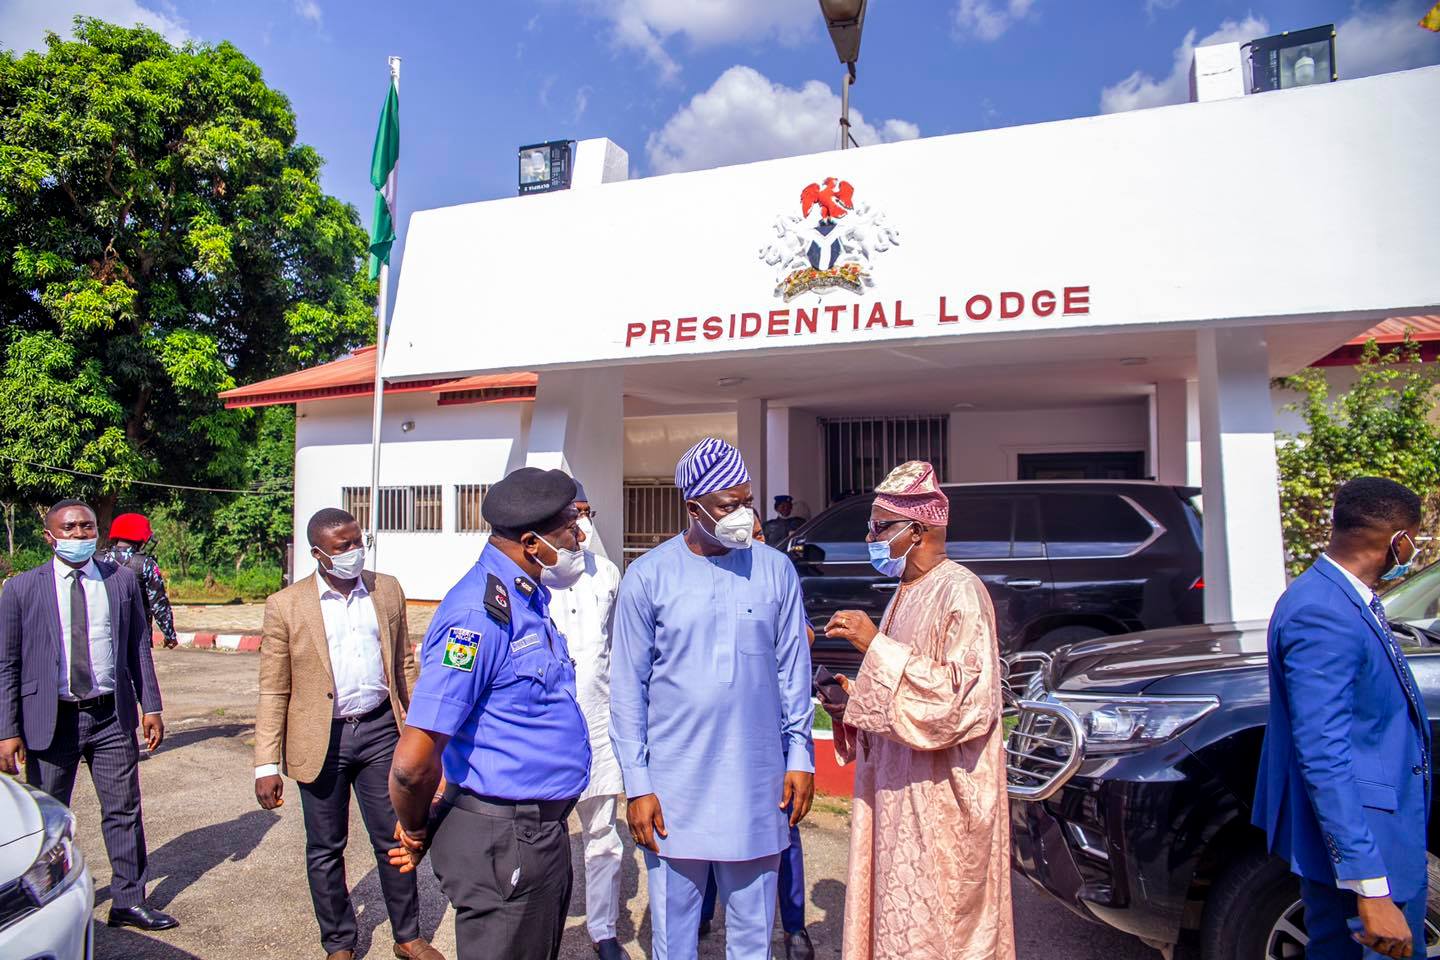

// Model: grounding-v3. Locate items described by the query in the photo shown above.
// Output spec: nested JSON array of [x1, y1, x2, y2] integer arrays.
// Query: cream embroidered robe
[[835, 559, 1015, 960]]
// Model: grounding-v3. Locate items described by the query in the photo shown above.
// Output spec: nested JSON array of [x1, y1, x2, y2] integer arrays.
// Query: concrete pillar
[[1186, 379, 1202, 488], [766, 406, 790, 520], [571, 138, 629, 187], [1196, 327, 1287, 623], [736, 399, 768, 511], [1148, 380, 1189, 484], [525, 367, 624, 561]]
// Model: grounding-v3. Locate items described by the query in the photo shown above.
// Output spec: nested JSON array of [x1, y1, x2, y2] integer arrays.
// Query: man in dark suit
[[1255, 477, 1431, 960], [0, 499, 177, 932]]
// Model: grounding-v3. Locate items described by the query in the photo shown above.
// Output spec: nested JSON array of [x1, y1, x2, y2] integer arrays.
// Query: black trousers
[[430, 791, 577, 960], [296, 702, 420, 953], [26, 695, 149, 909]]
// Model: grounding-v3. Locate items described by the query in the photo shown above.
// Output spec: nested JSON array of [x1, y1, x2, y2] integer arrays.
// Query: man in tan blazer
[[254, 507, 441, 960]]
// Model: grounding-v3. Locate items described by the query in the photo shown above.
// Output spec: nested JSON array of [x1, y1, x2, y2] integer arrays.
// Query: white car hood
[[0, 775, 43, 885]]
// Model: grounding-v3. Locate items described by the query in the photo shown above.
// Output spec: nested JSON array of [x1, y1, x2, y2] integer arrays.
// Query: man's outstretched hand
[[780, 771, 815, 827], [626, 793, 667, 853]]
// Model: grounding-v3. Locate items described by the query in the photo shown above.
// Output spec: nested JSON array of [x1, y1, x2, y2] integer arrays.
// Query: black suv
[[1004, 583, 1440, 960], [781, 481, 1204, 673]]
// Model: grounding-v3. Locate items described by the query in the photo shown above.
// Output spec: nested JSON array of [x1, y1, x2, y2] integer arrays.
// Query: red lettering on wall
[[939, 296, 960, 324], [626, 322, 647, 347], [894, 300, 913, 327], [1033, 291, 1056, 317], [740, 312, 762, 337], [966, 294, 992, 321], [795, 308, 818, 334], [675, 316, 698, 342], [999, 292, 1024, 319], [825, 304, 846, 332], [1064, 286, 1090, 315], [866, 302, 889, 328], [650, 319, 671, 344], [852, 304, 862, 330], [768, 309, 790, 337], [703, 316, 724, 340]]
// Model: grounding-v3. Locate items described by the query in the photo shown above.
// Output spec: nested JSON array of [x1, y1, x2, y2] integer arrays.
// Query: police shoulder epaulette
[[484, 574, 511, 626]]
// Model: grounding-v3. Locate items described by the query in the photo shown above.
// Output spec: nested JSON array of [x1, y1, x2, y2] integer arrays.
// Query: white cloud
[[573, 85, 591, 122], [646, 65, 921, 175], [1143, 0, 1180, 18], [1336, 0, 1440, 79], [575, 0, 817, 81], [0, 0, 191, 52], [294, 0, 322, 25], [952, 0, 1037, 42], [1099, 15, 1267, 113]]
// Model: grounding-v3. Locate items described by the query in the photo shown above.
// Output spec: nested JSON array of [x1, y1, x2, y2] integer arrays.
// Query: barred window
[[343, 485, 442, 532], [341, 487, 371, 531], [457, 484, 492, 533]]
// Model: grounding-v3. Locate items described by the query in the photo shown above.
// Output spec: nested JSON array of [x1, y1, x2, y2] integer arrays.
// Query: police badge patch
[[442, 626, 480, 672]]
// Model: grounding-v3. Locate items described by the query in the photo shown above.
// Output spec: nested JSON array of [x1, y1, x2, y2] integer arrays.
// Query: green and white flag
[[368, 80, 400, 280]]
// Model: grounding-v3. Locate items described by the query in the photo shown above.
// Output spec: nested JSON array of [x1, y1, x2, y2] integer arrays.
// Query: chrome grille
[[1003, 652, 1085, 801]]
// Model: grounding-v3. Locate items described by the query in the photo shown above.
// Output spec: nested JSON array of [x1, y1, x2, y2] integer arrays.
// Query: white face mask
[[697, 503, 755, 550], [536, 534, 586, 589], [319, 545, 365, 580], [577, 517, 595, 543]]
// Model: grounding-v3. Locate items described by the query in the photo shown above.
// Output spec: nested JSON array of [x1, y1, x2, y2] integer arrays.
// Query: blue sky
[[5, 0, 1438, 284]]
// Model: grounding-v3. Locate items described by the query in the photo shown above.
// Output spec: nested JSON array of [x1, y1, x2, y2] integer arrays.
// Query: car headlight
[[1054, 694, 1219, 754], [19, 786, 82, 905]]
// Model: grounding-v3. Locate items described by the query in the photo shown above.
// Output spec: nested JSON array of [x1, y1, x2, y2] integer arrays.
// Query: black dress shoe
[[107, 904, 180, 931], [784, 928, 815, 960], [593, 939, 626, 960]]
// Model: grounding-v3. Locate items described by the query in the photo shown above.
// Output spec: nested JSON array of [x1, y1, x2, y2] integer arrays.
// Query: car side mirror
[[788, 541, 824, 564]]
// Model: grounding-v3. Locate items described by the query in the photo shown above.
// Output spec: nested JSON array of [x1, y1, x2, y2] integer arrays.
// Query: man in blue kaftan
[[611, 437, 815, 960]]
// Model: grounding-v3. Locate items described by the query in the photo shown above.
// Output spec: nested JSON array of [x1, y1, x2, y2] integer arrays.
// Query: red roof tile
[[1345, 315, 1440, 345], [218, 347, 536, 409]]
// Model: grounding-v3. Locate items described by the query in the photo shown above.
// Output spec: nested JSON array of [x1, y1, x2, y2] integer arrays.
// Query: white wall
[[947, 404, 1151, 482], [293, 393, 530, 600], [622, 412, 737, 478]]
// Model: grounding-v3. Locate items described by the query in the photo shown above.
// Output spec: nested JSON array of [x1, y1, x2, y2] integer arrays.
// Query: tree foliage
[[1274, 337, 1440, 577], [0, 19, 370, 537]]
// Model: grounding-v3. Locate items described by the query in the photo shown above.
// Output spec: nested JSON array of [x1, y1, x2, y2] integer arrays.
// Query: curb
[[155, 631, 262, 653]]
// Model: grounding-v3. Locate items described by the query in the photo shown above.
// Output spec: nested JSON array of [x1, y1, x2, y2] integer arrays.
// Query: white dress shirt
[[547, 551, 624, 801], [1317, 553, 1390, 899], [52, 556, 115, 699], [316, 575, 388, 719], [255, 574, 388, 780]]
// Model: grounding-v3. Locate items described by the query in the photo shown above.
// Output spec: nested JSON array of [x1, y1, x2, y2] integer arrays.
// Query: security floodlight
[[818, 0, 867, 65], [518, 140, 574, 196], [1248, 24, 1336, 93]]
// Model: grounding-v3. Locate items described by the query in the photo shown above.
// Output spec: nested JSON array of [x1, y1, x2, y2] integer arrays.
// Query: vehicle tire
[[1030, 624, 1108, 653], [1202, 851, 1440, 960]]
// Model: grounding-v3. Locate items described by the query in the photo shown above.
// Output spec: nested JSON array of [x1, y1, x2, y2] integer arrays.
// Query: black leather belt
[[61, 693, 115, 712], [335, 700, 392, 725], [448, 788, 577, 823]]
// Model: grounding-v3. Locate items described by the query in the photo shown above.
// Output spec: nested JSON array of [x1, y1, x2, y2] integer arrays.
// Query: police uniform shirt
[[406, 542, 591, 802]]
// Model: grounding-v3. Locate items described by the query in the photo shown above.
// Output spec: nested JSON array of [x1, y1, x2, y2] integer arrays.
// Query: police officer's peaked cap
[[481, 467, 578, 530]]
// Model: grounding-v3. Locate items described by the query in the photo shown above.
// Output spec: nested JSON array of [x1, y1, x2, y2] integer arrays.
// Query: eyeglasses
[[576, 507, 597, 520], [866, 519, 914, 539]]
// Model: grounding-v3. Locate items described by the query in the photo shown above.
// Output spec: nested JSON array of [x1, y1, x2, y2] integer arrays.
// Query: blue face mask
[[53, 538, 97, 565], [1379, 531, 1419, 581], [867, 524, 915, 578]]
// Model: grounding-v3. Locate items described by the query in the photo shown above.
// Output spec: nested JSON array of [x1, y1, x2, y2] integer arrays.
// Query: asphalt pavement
[[59, 648, 1162, 960]]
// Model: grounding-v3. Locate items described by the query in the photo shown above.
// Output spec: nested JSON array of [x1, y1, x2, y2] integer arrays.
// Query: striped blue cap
[[675, 437, 750, 500]]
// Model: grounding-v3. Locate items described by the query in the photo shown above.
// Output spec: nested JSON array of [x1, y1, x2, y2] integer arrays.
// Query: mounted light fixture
[[817, 0, 867, 149]]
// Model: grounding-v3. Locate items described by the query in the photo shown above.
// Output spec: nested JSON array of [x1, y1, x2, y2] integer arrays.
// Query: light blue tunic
[[611, 535, 814, 862]]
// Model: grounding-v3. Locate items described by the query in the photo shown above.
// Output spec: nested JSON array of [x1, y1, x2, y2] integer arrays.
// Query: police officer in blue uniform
[[388, 467, 591, 960]]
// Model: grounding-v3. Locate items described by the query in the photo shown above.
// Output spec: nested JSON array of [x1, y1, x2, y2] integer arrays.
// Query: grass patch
[[813, 707, 833, 733], [168, 564, 282, 603]]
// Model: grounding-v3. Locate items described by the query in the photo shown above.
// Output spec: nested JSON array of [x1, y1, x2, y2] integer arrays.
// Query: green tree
[[209, 405, 294, 572], [1274, 337, 1440, 577], [0, 19, 371, 526]]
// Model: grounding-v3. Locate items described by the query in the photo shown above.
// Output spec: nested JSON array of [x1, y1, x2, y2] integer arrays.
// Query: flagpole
[[367, 55, 400, 565]]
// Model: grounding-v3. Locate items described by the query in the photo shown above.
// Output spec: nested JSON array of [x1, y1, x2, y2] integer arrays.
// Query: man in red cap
[[99, 514, 178, 649]]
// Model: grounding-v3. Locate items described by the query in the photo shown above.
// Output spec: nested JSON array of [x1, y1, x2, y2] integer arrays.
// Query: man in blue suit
[[0, 499, 177, 931], [1255, 477, 1431, 960]]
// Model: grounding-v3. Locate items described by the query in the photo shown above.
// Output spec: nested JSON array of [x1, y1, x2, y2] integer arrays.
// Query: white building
[[223, 65, 1440, 618]]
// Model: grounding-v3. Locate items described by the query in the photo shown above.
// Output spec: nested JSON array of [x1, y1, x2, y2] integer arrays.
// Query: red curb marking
[[236, 635, 262, 652], [192, 633, 217, 648]]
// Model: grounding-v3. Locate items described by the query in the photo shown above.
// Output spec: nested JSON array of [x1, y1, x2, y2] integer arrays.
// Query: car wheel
[[1030, 624, 1108, 652], [1202, 852, 1440, 960]]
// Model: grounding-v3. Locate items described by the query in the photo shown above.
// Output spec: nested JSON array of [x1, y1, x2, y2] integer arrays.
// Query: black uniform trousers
[[296, 702, 420, 953], [430, 790, 578, 960], [25, 694, 149, 909]]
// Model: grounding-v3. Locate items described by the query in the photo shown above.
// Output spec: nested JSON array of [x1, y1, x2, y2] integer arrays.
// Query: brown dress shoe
[[395, 938, 446, 960]]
